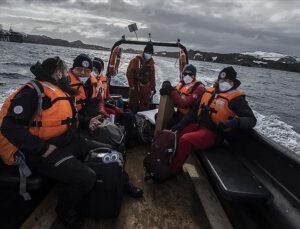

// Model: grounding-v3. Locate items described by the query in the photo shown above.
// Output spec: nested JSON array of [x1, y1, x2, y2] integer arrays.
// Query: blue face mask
[[144, 53, 152, 61]]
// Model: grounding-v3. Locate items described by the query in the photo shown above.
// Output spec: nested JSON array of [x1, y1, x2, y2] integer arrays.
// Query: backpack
[[80, 147, 125, 218], [118, 112, 140, 148], [88, 119, 125, 153], [135, 114, 155, 144], [143, 130, 177, 183]]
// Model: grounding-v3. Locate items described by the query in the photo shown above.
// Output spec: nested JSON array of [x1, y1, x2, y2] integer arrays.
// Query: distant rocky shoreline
[[22, 34, 300, 73], [23, 34, 110, 51]]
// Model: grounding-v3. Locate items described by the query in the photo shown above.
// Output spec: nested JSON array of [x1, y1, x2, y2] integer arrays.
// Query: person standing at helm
[[169, 66, 257, 175], [126, 42, 156, 112], [0, 57, 102, 228], [159, 64, 206, 127]]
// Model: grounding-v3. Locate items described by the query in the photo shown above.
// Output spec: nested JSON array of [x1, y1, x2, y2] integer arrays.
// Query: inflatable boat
[[0, 38, 299, 229]]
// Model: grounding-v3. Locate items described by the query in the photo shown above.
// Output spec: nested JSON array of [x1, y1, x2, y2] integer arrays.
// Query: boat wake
[[254, 111, 300, 155]]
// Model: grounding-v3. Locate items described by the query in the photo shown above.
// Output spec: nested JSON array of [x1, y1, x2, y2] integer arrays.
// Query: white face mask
[[144, 53, 152, 61], [79, 77, 89, 84], [218, 82, 232, 92], [92, 71, 98, 77], [183, 75, 193, 84]]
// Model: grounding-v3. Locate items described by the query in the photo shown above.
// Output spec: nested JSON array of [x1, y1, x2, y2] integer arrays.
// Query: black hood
[[30, 61, 79, 96], [30, 61, 58, 85]]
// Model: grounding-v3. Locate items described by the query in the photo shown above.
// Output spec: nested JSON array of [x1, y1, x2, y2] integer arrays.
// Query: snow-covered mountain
[[241, 51, 300, 63]]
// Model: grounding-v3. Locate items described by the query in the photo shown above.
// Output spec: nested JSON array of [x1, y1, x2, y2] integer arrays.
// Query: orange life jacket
[[179, 49, 187, 74], [98, 73, 109, 100], [108, 46, 121, 76], [198, 87, 244, 126], [69, 69, 98, 111], [175, 80, 202, 114], [92, 73, 104, 99], [0, 81, 77, 165]]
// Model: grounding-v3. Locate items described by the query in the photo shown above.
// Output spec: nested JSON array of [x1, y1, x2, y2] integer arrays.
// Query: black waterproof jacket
[[1, 62, 83, 165]]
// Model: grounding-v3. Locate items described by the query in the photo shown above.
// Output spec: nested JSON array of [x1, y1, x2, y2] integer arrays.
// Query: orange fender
[[108, 46, 122, 76], [179, 49, 187, 74]]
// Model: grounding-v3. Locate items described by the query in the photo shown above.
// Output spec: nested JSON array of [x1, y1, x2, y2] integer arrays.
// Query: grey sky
[[1, 0, 300, 56]]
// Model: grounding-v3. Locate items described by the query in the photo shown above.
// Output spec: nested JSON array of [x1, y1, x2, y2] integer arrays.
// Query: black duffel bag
[[80, 147, 125, 218], [88, 119, 126, 153]]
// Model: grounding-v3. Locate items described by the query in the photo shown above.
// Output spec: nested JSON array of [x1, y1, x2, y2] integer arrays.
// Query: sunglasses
[[75, 67, 92, 74], [182, 72, 193, 76]]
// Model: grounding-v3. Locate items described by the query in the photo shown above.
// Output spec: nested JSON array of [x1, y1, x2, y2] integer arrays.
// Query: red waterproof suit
[[126, 54, 155, 112], [170, 86, 257, 174], [168, 81, 205, 127]]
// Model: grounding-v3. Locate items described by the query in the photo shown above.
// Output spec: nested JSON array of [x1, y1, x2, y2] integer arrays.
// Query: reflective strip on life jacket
[[99, 73, 109, 100], [69, 69, 98, 111], [198, 87, 244, 126], [0, 81, 77, 165]]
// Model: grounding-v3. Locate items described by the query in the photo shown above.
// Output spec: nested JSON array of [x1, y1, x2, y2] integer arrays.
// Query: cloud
[[0, 0, 300, 56]]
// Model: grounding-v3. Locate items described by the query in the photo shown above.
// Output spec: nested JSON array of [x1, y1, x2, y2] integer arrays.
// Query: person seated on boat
[[0, 57, 103, 228], [92, 57, 122, 119], [69, 54, 144, 198], [126, 42, 156, 112], [169, 66, 257, 175], [159, 64, 206, 127]]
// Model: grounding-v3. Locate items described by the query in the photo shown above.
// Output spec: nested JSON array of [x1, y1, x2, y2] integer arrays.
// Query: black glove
[[159, 81, 174, 96], [217, 118, 239, 131], [162, 80, 171, 88], [170, 122, 185, 132], [105, 100, 116, 108]]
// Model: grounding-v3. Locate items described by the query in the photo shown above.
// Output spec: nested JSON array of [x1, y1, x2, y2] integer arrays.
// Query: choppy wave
[[254, 111, 300, 155], [1, 61, 32, 67], [0, 72, 31, 79], [0, 88, 17, 109]]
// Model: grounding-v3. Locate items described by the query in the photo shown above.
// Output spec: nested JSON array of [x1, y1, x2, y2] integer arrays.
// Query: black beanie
[[41, 57, 60, 76], [93, 57, 104, 72], [73, 54, 92, 70], [183, 64, 197, 76], [218, 66, 241, 87], [144, 42, 154, 54]]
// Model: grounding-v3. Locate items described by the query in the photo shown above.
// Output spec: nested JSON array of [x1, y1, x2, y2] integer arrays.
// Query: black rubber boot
[[56, 207, 84, 229], [124, 182, 143, 198]]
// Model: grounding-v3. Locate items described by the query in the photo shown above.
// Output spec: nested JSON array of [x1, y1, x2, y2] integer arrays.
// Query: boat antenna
[[128, 23, 138, 40]]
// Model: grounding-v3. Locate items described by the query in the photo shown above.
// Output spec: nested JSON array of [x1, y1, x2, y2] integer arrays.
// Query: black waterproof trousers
[[36, 137, 102, 215]]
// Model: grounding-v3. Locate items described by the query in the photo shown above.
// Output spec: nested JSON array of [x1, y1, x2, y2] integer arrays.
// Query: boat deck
[[21, 145, 211, 229]]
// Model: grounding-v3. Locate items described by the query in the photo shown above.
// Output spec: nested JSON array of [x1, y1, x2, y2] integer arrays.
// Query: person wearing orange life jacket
[[159, 64, 206, 127], [0, 57, 104, 228], [68, 54, 104, 131], [169, 66, 257, 175], [91, 57, 109, 118], [71, 54, 144, 199], [92, 57, 122, 119], [126, 42, 156, 112]]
